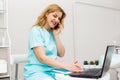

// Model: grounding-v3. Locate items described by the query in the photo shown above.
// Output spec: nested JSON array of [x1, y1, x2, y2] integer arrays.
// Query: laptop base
[[69, 68, 102, 79]]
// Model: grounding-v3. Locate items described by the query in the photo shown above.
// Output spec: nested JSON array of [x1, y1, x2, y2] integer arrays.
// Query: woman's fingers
[[74, 60, 78, 64], [73, 60, 84, 72], [73, 60, 80, 68], [68, 61, 84, 73], [58, 23, 63, 29]]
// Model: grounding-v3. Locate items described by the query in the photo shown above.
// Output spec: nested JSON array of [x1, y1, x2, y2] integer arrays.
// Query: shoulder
[[29, 26, 44, 34], [30, 26, 43, 31]]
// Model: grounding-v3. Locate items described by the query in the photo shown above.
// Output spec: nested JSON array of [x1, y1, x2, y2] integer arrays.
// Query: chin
[[50, 26, 55, 29]]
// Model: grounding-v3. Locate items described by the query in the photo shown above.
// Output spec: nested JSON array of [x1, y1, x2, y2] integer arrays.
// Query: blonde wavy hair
[[33, 4, 66, 28]]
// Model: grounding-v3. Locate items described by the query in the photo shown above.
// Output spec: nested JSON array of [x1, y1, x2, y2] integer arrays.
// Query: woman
[[24, 4, 83, 80]]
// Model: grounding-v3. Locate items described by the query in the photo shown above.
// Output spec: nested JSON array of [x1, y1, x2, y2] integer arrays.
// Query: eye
[[53, 15, 57, 18]]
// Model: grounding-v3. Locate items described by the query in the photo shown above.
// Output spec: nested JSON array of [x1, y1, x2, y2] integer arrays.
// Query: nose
[[55, 18, 60, 23]]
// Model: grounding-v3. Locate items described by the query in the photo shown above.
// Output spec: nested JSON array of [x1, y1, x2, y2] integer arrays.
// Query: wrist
[[54, 35, 59, 39], [62, 64, 70, 71]]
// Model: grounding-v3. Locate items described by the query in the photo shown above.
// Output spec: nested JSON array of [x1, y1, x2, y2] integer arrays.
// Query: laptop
[[69, 45, 115, 79]]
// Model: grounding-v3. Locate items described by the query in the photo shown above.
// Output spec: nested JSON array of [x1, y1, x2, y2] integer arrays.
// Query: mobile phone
[[54, 24, 59, 30]]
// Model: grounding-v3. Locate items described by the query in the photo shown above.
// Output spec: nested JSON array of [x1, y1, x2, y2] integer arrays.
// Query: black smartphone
[[54, 24, 59, 30]]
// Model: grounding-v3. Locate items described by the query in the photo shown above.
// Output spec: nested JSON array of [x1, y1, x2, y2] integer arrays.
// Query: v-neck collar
[[43, 27, 53, 37]]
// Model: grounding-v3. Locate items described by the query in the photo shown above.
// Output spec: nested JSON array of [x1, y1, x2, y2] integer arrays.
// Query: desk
[[55, 72, 110, 80]]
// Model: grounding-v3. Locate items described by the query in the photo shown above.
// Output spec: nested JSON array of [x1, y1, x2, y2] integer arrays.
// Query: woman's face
[[46, 11, 62, 29]]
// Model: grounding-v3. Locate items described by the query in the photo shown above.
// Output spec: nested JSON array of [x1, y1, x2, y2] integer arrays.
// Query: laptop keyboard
[[70, 68, 102, 76], [83, 68, 101, 75]]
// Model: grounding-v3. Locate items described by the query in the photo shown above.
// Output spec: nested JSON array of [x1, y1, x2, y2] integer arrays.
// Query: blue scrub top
[[24, 26, 57, 80]]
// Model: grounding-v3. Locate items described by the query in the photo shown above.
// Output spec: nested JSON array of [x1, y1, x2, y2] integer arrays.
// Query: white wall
[[75, 0, 120, 9], [73, 0, 120, 64]]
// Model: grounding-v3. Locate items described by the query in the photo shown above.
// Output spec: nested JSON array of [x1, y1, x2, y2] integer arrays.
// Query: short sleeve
[[29, 27, 44, 49]]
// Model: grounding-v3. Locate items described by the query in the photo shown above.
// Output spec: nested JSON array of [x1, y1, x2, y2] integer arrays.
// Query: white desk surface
[[55, 72, 110, 80]]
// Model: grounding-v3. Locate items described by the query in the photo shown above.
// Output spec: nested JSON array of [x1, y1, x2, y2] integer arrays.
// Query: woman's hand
[[66, 61, 83, 73], [53, 23, 63, 37]]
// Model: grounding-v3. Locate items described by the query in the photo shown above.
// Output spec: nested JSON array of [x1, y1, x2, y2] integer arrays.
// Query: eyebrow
[[55, 13, 62, 19]]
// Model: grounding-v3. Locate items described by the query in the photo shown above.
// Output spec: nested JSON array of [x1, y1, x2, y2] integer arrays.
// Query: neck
[[44, 23, 51, 32]]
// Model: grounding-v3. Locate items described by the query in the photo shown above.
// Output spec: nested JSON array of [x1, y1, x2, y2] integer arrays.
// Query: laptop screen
[[101, 45, 115, 77]]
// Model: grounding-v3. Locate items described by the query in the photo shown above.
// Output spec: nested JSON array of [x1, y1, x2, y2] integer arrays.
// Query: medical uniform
[[24, 26, 57, 80]]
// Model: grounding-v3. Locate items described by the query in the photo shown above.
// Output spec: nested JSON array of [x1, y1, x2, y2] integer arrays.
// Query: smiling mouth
[[52, 20, 58, 26]]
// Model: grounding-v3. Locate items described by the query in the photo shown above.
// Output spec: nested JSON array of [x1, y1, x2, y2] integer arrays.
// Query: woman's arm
[[54, 35, 65, 57], [33, 46, 82, 72], [53, 23, 65, 57]]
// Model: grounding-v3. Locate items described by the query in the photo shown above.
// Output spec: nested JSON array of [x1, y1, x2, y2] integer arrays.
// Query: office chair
[[10, 54, 28, 80]]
